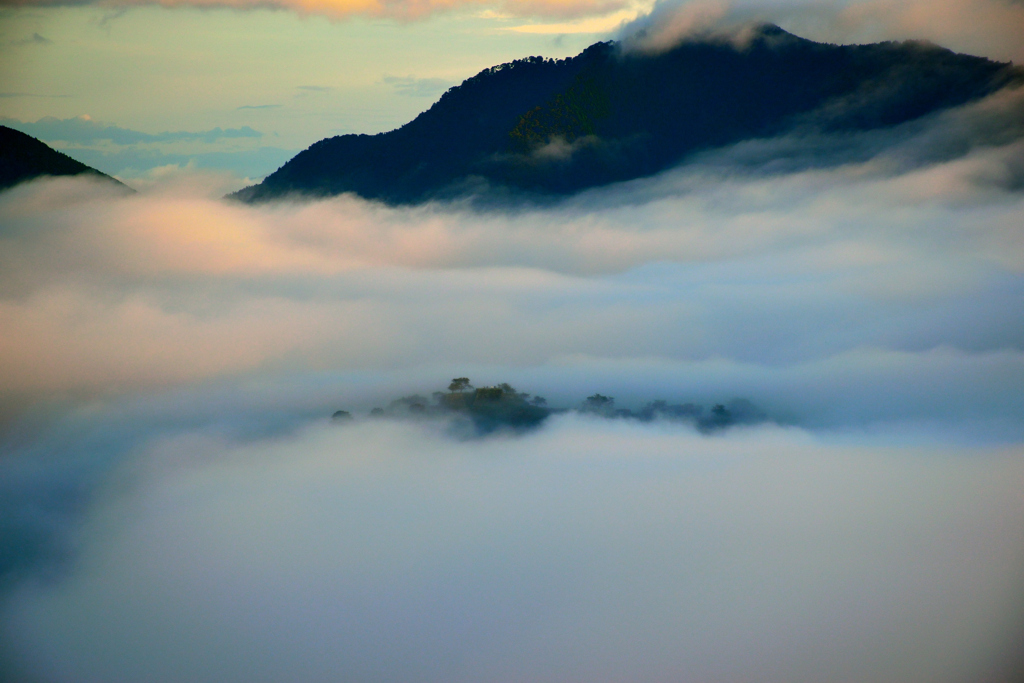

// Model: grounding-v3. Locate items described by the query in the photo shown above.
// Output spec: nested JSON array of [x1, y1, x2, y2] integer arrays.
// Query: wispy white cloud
[[1, 115, 262, 145], [0, 0, 635, 20], [10, 32, 53, 45], [618, 0, 1024, 62], [3, 0, 1022, 65], [382, 75, 452, 97], [1, 115, 285, 179], [504, 6, 640, 33]]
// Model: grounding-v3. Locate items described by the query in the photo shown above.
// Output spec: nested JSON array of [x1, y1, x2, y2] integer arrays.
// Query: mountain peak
[[232, 30, 1019, 205], [0, 126, 132, 194]]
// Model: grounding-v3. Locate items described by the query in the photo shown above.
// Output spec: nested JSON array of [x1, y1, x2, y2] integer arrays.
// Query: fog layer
[[2, 86, 1023, 433], [4, 419, 1024, 683], [1, 75, 1023, 683]]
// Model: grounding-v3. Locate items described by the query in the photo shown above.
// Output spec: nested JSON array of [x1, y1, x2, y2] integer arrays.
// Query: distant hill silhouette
[[232, 24, 1020, 205], [0, 126, 131, 193]]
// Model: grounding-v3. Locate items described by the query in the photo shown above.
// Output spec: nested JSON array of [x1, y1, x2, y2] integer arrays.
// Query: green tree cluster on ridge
[[333, 378, 770, 435], [508, 75, 611, 154]]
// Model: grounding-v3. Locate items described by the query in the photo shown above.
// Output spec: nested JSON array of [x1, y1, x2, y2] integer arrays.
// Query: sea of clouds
[[1, 80, 1023, 681]]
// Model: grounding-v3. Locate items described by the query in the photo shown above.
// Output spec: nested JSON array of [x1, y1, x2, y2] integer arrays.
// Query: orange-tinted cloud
[[0, 83, 1022, 413], [833, 0, 1024, 63], [0, 0, 634, 20]]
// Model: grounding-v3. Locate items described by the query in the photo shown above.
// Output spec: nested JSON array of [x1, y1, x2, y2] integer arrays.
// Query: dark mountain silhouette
[[232, 24, 1020, 205], [0, 125, 131, 193]]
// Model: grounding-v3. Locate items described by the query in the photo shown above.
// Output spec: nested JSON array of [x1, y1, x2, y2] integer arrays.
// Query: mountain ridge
[[0, 125, 132, 194], [232, 24, 1021, 205]]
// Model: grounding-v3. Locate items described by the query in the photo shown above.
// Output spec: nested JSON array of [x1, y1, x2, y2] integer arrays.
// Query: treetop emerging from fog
[[329, 377, 768, 435]]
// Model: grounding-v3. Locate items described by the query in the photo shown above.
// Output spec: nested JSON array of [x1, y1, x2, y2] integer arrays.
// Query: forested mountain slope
[[233, 25, 1020, 204], [0, 126, 130, 193]]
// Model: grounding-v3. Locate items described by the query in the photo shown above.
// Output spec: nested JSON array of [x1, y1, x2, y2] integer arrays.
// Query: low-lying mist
[[1, 82, 1023, 682], [3, 417, 1024, 682]]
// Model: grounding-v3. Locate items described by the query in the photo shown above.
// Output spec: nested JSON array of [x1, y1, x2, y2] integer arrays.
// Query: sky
[[2, 1, 1024, 681], [0, 4, 634, 179]]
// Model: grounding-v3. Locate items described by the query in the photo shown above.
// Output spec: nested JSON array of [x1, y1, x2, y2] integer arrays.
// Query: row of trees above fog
[[332, 378, 767, 434]]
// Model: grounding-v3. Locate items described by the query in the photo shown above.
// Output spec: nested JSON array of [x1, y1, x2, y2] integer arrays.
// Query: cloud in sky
[[618, 0, 728, 52], [1, 115, 262, 145], [617, 0, 1024, 62], [503, 4, 640, 31], [0, 116, 284, 179], [1, 0, 1023, 63], [0, 0, 636, 19], [382, 75, 452, 97], [10, 32, 54, 45], [62, 145, 297, 182]]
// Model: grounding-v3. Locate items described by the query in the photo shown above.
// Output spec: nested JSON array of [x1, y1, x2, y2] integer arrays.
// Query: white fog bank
[[1, 86, 1023, 436], [3, 419, 1024, 683]]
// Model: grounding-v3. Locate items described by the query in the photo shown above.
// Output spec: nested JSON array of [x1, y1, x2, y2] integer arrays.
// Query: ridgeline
[[232, 24, 1019, 205], [0, 126, 131, 193]]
